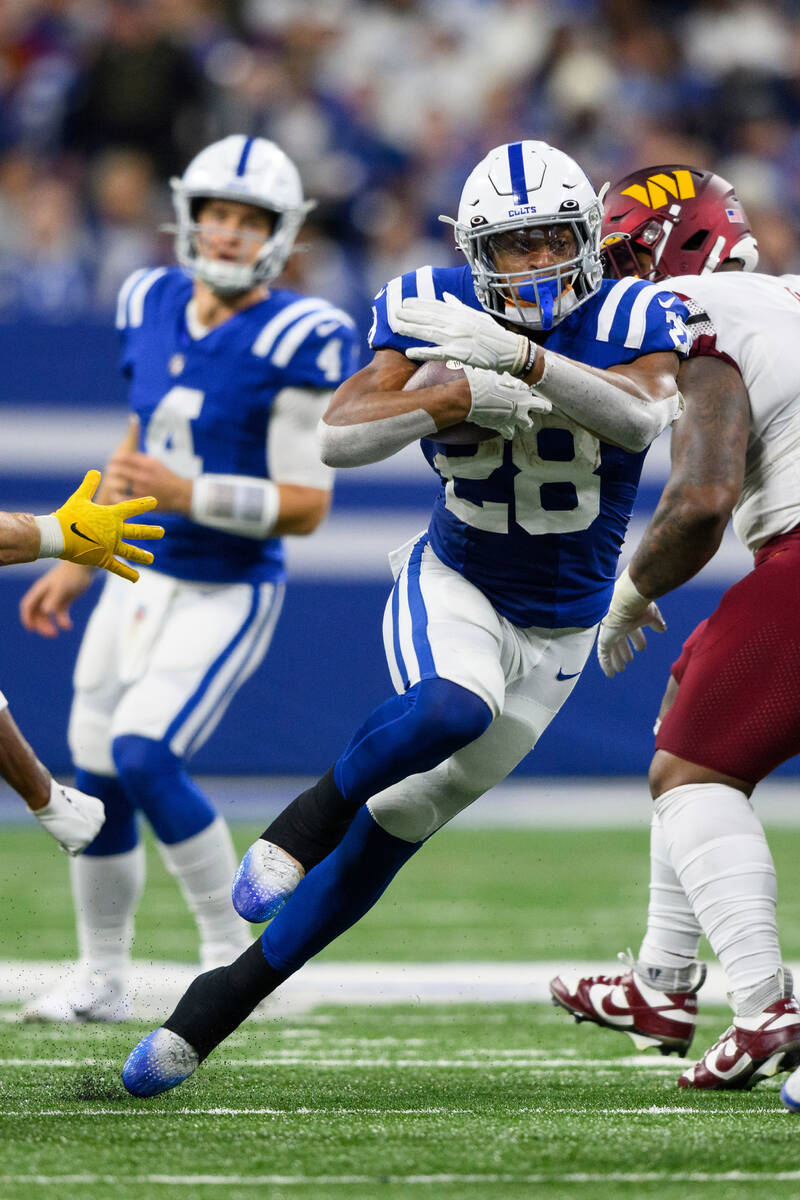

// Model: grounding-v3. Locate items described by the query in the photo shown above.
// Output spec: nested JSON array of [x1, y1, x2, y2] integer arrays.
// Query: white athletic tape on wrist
[[607, 567, 653, 622], [0, 688, 7, 712], [191, 475, 280, 539], [34, 514, 65, 558], [511, 337, 538, 378]]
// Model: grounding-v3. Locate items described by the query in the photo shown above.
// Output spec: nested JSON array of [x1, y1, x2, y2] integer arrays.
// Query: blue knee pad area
[[262, 806, 422, 974], [76, 769, 137, 856], [333, 677, 492, 805], [111, 735, 217, 845]]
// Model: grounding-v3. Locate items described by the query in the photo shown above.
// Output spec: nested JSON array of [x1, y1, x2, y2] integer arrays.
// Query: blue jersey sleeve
[[264, 305, 359, 388], [587, 278, 691, 359], [368, 264, 480, 355]]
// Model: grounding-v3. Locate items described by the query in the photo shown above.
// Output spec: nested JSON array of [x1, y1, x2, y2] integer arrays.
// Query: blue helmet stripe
[[236, 136, 255, 177], [507, 142, 527, 206]]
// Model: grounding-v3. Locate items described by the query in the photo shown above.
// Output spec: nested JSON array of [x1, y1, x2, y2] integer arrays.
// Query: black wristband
[[519, 339, 538, 377], [511, 338, 538, 378]]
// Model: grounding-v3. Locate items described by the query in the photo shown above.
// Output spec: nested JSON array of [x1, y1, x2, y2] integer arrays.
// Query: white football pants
[[69, 567, 284, 773], [371, 535, 597, 841]]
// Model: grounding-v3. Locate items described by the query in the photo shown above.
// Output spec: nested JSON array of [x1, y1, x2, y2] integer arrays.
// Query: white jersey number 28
[[433, 421, 601, 536], [145, 386, 205, 478]]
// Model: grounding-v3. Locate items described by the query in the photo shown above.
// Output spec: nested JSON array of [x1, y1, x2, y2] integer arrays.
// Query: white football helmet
[[170, 135, 315, 295], [443, 141, 603, 330]]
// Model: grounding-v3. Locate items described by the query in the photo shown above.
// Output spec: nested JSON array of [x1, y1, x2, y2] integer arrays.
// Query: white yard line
[[0, 1054, 678, 1070], [0, 1105, 781, 1117], [2, 1172, 800, 1185]]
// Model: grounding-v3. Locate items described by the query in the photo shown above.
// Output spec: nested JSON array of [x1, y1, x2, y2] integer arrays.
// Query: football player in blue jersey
[[18, 135, 358, 1022], [122, 139, 692, 1095]]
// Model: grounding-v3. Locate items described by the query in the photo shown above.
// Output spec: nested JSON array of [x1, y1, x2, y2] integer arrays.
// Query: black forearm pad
[[262, 766, 359, 871], [164, 938, 287, 1062]]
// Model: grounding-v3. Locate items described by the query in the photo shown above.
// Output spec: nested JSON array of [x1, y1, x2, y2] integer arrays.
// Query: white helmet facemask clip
[[169, 135, 315, 297], [443, 141, 603, 331]]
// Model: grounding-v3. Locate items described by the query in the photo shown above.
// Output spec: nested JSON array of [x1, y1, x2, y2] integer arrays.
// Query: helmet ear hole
[[681, 228, 709, 252]]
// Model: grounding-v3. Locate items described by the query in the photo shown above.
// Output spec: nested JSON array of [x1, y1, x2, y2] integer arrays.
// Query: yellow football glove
[[54, 470, 165, 583]]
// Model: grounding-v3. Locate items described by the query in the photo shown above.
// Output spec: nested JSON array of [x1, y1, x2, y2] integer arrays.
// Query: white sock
[[156, 817, 251, 964], [638, 811, 703, 976], [654, 782, 782, 994], [70, 843, 146, 978]]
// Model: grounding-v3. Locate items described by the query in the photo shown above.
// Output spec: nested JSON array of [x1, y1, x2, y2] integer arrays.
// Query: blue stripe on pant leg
[[163, 585, 261, 748], [406, 534, 435, 677], [390, 574, 409, 690], [182, 583, 283, 758]]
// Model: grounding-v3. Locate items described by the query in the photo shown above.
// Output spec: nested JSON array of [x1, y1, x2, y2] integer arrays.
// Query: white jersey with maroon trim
[[670, 271, 800, 553]]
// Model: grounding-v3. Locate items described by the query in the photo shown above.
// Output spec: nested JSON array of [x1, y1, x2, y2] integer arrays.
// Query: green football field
[[3, 822, 800, 1199]]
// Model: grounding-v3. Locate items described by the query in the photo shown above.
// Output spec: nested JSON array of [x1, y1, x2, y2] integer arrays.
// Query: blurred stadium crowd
[[2, 0, 800, 335]]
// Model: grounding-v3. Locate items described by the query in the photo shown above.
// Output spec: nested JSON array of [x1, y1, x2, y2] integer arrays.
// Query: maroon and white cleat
[[549, 959, 704, 1056], [678, 996, 800, 1089]]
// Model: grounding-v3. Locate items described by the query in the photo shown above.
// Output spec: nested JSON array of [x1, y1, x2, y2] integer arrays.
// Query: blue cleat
[[782, 1065, 800, 1112], [232, 839, 303, 923], [122, 1027, 200, 1098]]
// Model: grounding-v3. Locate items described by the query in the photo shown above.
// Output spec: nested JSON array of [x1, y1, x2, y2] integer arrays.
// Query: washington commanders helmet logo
[[621, 170, 696, 210]]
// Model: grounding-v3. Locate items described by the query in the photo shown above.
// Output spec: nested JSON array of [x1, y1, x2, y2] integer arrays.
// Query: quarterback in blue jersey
[[19, 135, 358, 1023], [122, 140, 690, 1095]]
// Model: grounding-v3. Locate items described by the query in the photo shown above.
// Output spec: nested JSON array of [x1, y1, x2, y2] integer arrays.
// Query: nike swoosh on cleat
[[704, 1040, 751, 1079], [70, 522, 100, 545], [589, 984, 634, 1026], [556, 668, 581, 681]]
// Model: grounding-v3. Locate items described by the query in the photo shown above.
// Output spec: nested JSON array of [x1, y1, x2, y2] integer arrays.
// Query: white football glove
[[464, 365, 551, 440], [597, 567, 667, 678], [33, 778, 105, 855], [395, 293, 536, 376]]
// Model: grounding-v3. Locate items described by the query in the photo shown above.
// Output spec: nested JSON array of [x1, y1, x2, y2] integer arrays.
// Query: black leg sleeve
[[164, 939, 288, 1061], [261, 766, 359, 871]]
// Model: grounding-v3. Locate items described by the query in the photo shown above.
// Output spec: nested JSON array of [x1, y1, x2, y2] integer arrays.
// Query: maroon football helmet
[[602, 165, 758, 280]]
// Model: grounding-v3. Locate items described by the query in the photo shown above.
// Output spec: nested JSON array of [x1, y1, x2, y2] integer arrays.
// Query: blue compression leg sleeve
[[76, 769, 137, 856], [111, 735, 216, 845], [333, 677, 492, 805]]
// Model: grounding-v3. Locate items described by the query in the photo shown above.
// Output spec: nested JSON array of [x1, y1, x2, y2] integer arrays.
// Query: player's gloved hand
[[33, 778, 105, 856], [464, 365, 551, 440], [395, 293, 537, 376], [53, 470, 165, 583], [597, 567, 667, 678]]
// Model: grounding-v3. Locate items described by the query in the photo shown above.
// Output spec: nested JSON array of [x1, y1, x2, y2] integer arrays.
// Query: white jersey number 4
[[145, 386, 204, 478]]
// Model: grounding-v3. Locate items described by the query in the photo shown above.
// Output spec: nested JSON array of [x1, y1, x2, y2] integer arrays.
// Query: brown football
[[402, 359, 496, 444]]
